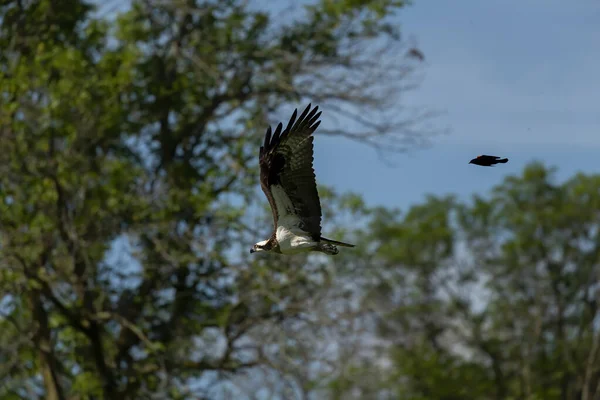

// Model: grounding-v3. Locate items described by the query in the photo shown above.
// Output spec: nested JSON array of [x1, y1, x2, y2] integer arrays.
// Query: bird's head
[[250, 240, 270, 254]]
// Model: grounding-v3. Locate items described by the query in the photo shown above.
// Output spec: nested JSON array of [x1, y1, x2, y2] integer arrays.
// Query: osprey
[[250, 104, 355, 255]]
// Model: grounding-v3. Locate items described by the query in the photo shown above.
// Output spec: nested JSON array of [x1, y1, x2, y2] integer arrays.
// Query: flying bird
[[250, 104, 355, 255], [407, 48, 425, 61], [469, 154, 509, 167]]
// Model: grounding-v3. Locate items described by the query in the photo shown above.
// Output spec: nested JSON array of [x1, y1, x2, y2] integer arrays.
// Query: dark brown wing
[[259, 104, 322, 239]]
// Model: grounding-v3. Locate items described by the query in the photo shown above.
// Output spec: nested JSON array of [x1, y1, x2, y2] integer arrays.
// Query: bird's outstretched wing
[[259, 104, 322, 239]]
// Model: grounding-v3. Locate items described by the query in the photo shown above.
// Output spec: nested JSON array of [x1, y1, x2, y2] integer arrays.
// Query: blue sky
[[313, 0, 600, 210], [95, 0, 600, 211]]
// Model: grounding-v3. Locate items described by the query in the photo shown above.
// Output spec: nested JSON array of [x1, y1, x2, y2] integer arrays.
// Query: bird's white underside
[[271, 185, 317, 254]]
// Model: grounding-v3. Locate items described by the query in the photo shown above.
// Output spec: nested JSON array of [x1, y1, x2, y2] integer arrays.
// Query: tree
[[344, 163, 600, 400], [0, 0, 433, 398]]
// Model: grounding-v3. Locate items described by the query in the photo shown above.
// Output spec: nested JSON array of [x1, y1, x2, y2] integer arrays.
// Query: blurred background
[[0, 0, 599, 399]]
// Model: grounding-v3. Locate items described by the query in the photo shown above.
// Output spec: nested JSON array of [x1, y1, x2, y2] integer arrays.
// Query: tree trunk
[[30, 289, 65, 400]]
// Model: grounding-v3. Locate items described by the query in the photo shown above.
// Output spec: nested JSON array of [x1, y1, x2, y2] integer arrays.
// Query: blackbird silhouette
[[469, 155, 508, 167]]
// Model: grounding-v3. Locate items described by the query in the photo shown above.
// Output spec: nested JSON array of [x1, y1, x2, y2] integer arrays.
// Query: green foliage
[[2, 5, 596, 398], [0, 0, 419, 398], [341, 163, 600, 400]]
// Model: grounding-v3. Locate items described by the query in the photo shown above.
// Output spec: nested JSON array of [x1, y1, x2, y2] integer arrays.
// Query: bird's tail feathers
[[320, 236, 355, 247], [497, 158, 509, 163]]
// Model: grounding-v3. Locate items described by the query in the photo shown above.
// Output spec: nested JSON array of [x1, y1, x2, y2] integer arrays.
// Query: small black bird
[[469, 154, 508, 167]]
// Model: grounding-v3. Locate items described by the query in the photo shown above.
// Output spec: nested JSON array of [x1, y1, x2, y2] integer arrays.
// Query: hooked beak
[[249, 248, 255, 254]]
